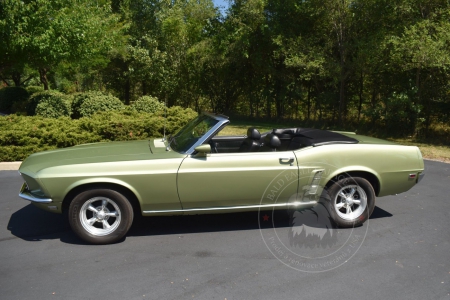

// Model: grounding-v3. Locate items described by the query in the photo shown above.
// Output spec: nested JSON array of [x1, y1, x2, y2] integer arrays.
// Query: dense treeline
[[1, 0, 450, 138]]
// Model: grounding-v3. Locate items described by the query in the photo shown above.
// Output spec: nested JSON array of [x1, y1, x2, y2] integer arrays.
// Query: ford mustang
[[18, 112, 425, 244]]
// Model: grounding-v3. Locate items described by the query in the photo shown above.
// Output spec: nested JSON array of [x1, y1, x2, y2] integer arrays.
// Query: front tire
[[326, 177, 375, 228], [68, 189, 134, 244]]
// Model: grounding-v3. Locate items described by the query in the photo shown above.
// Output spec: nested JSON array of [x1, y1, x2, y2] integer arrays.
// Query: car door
[[177, 151, 299, 211]]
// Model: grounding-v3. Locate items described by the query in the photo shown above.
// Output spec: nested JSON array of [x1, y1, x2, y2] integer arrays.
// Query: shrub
[[131, 95, 165, 114], [11, 101, 29, 115], [0, 87, 29, 113], [72, 91, 124, 118], [160, 106, 198, 134], [0, 115, 102, 161], [25, 86, 44, 96], [0, 106, 198, 161], [78, 106, 197, 141], [35, 95, 72, 118], [27, 91, 71, 117]]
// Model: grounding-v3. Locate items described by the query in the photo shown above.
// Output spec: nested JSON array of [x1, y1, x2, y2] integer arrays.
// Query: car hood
[[19, 139, 184, 175]]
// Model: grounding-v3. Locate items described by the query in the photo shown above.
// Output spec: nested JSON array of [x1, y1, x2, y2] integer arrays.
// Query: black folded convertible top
[[296, 128, 358, 146], [272, 128, 359, 147]]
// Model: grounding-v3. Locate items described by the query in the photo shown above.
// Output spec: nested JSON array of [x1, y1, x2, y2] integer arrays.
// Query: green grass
[[221, 119, 450, 163], [218, 123, 273, 136], [388, 138, 450, 163], [219, 119, 303, 135]]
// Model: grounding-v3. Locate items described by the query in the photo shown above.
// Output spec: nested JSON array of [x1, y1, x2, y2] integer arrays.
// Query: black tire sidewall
[[69, 189, 134, 244], [326, 177, 375, 228]]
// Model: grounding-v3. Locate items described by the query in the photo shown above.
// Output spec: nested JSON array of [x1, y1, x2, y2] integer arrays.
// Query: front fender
[[62, 177, 144, 205]]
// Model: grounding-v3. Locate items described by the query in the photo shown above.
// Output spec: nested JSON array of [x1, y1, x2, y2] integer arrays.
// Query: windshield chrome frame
[[173, 112, 230, 155]]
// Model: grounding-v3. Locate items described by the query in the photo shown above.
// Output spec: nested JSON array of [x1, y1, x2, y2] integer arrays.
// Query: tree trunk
[[370, 87, 378, 127], [338, 70, 346, 125], [275, 82, 284, 119], [307, 80, 312, 121], [256, 98, 260, 118], [249, 93, 254, 118], [12, 72, 21, 86], [358, 71, 364, 123], [124, 78, 131, 105], [142, 81, 147, 96], [265, 75, 271, 119], [194, 94, 200, 113], [39, 68, 49, 90], [414, 67, 421, 136]]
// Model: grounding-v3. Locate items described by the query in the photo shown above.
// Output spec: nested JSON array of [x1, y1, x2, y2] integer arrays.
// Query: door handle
[[279, 157, 295, 166]]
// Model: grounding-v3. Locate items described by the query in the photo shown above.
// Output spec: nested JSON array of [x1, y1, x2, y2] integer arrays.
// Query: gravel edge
[[0, 162, 22, 171]]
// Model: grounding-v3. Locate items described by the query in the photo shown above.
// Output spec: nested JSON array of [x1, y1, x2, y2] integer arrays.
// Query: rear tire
[[68, 188, 134, 244], [326, 177, 375, 228]]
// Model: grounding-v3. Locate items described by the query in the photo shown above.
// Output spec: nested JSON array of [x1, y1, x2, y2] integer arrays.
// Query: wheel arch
[[325, 170, 380, 196], [62, 181, 142, 217]]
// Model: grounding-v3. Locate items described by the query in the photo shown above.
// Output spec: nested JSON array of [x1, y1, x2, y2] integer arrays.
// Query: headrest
[[264, 133, 281, 148], [247, 128, 261, 140]]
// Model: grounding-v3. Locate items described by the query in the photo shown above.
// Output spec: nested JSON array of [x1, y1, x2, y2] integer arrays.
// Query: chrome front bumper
[[18, 183, 52, 204]]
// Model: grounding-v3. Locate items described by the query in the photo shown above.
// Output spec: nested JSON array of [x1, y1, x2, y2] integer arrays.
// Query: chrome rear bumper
[[18, 183, 52, 204], [418, 172, 425, 183]]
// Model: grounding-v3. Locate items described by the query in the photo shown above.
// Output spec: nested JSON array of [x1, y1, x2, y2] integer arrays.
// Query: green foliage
[[78, 107, 196, 141], [384, 92, 422, 134], [25, 86, 44, 96], [0, 87, 29, 113], [163, 106, 198, 134], [0, 115, 101, 161], [0, 0, 125, 90], [71, 91, 125, 118], [131, 95, 165, 113], [2, 0, 450, 139], [0, 107, 197, 161], [27, 91, 68, 116], [35, 95, 72, 118]]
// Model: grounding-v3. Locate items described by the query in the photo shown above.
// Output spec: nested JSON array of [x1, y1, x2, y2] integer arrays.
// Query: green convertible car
[[18, 112, 425, 244]]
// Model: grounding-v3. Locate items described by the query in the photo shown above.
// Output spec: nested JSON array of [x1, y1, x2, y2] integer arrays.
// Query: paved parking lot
[[0, 160, 449, 299]]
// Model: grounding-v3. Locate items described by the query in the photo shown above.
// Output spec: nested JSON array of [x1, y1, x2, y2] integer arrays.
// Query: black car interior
[[238, 128, 262, 152], [209, 127, 359, 153]]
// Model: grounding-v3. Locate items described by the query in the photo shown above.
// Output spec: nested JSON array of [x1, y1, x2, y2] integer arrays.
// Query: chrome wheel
[[80, 197, 121, 236], [334, 185, 367, 221]]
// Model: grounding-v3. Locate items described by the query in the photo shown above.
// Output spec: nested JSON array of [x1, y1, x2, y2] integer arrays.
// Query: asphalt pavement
[[0, 160, 449, 300]]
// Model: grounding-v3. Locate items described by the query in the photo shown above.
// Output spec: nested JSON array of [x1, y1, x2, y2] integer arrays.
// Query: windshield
[[170, 114, 219, 153]]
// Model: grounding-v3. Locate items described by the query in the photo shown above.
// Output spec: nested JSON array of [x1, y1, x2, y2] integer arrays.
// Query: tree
[[0, 0, 123, 90], [388, 7, 450, 132]]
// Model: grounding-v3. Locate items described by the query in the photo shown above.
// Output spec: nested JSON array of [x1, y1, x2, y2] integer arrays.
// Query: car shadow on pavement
[[6, 204, 84, 244], [128, 210, 291, 238], [6, 204, 294, 244], [7, 204, 393, 244], [369, 206, 393, 219]]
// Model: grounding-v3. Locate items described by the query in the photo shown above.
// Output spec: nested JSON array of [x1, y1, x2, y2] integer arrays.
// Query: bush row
[[0, 87, 165, 118], [0, 107, 197, 161]]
